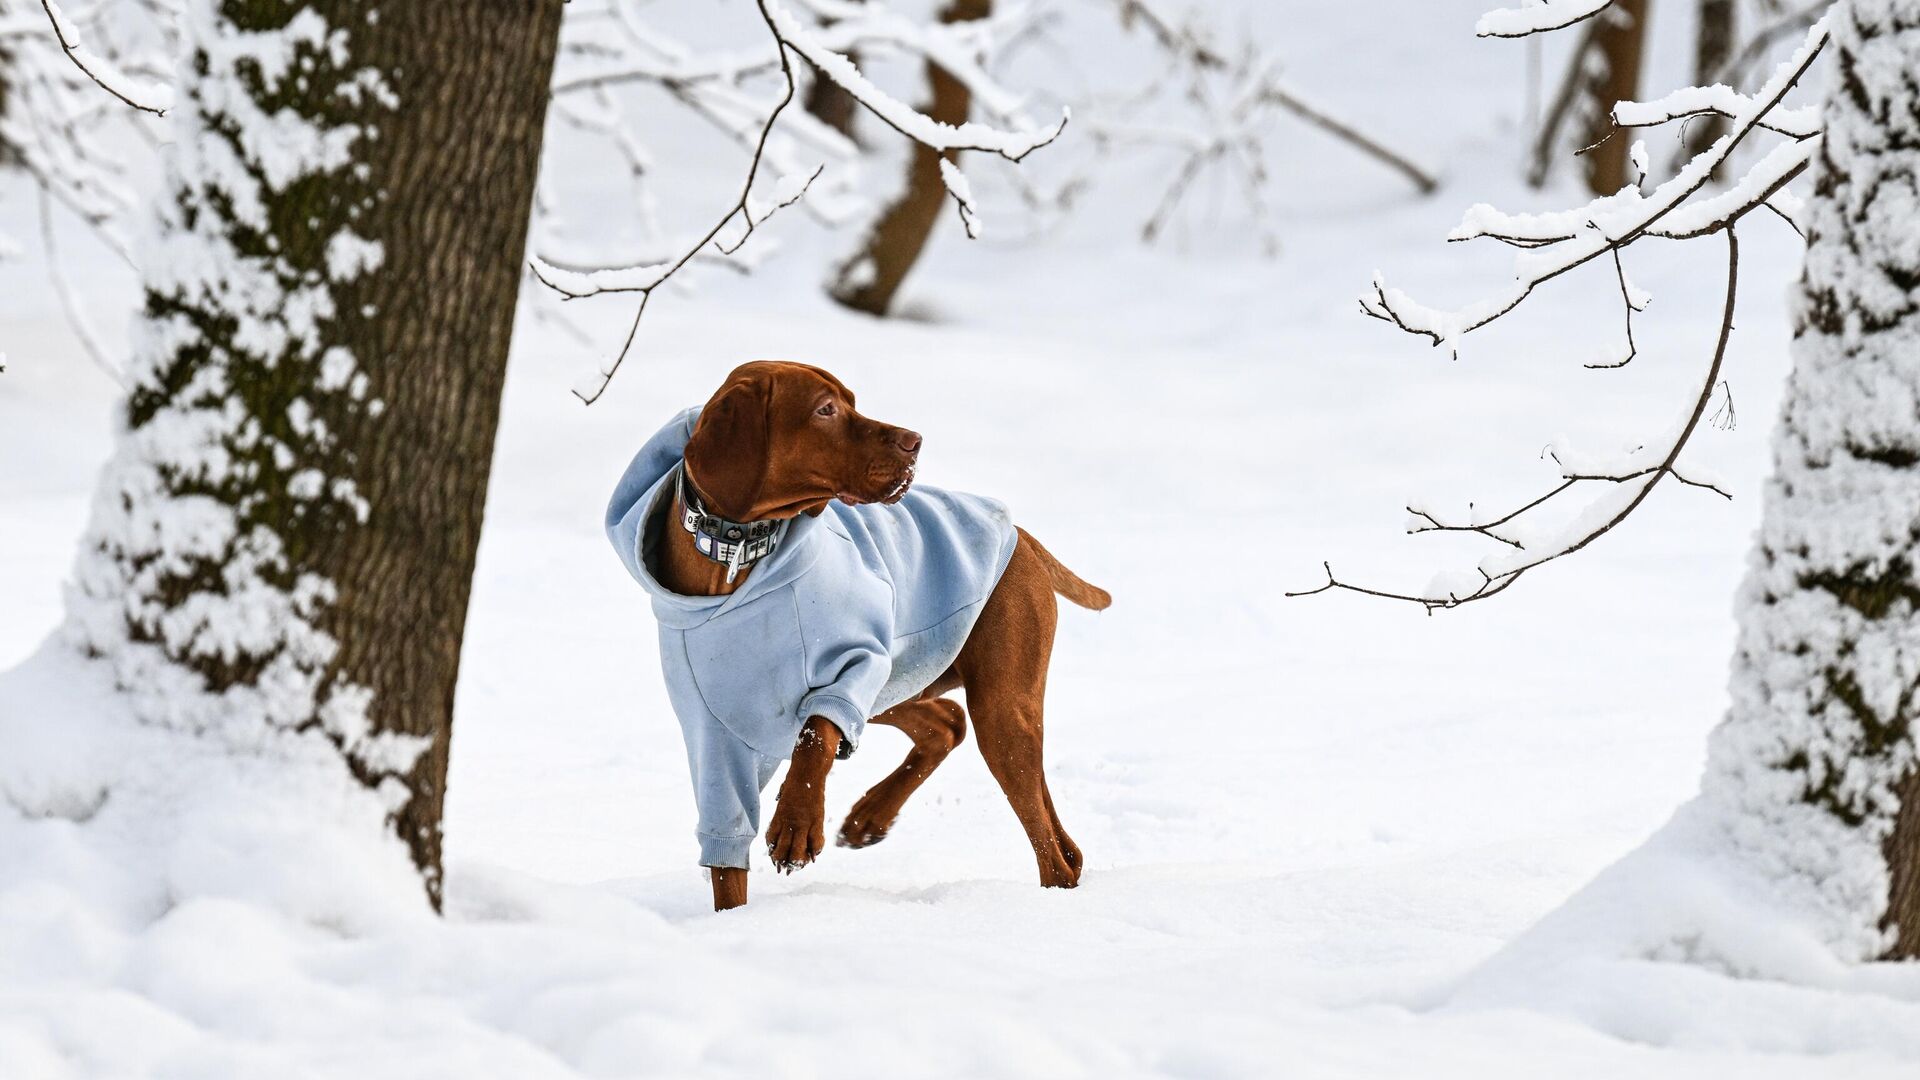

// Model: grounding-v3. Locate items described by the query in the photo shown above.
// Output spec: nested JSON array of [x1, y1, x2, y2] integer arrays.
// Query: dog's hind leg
[[964, 690, 1082, 888], [956, 535, 1083, 888], [837, 692, 967, 849]]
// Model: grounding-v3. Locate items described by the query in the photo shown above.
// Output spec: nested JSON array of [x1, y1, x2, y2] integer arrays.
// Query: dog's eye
[[816, 402, 836, 418]]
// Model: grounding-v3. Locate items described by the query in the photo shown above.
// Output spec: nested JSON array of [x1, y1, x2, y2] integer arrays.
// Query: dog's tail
[[1020, 528, 1112, 611]]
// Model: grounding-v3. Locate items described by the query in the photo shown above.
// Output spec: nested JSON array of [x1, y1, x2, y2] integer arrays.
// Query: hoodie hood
[[605, 405, 823, 629]]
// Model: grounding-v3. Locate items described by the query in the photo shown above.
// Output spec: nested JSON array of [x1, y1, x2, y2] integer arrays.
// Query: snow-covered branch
[[1361, 20, 1827, 351], [770, 1, 1067, 161], [1613, 84, 1821, 140], [1476, 0, 1615, 39], [1296, 13, 1832, 612]]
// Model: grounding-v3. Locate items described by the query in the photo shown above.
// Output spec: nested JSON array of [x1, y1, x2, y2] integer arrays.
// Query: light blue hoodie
[[607, 407, 1019, 867]]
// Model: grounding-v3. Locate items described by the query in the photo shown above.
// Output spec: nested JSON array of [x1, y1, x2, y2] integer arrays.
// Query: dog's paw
[[1036, 836, 1084, 889], [765, 798, 827, 873], [835, 820, 889, 849], [835, 794, 895, 849]]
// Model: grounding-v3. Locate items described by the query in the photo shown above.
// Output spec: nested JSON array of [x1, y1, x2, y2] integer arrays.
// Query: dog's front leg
[[766, 717, 841, 872], [710, 867, 748, 911]]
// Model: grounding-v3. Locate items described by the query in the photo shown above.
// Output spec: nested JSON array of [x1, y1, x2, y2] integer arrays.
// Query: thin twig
[[1585, 248, 1643, 369]]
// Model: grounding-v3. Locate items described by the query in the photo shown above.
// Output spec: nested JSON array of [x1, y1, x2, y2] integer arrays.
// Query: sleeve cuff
[[799, 692, 867, 756], [698, 831, 754, 869]]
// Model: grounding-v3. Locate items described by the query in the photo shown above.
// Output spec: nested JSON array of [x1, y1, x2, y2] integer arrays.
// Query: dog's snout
[[893, 428, 922, 454]]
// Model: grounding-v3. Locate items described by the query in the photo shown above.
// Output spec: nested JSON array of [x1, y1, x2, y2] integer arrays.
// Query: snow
[[5, 0, 1920, 1076]]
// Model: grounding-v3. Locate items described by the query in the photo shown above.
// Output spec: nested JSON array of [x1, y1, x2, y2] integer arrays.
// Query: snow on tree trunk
[[828, 0, 989, 316], [64, 0, 561, 909], [1699, 0, 1920, 959], [1578, 0, 1649, 194]]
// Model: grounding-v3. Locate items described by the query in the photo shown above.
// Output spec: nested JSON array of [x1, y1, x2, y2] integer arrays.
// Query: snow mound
[[1451, 801, 1920, 1057]]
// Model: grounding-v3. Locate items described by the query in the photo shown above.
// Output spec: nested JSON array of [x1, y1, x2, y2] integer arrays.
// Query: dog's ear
[[685, 369, 771, 520]]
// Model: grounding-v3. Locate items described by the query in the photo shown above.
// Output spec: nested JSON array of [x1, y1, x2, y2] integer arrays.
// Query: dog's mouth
[[838, 463, 915, 507], [880, 464, 915, 504]]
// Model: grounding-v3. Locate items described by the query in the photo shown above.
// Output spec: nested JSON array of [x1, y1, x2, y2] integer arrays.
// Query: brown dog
[[652, 361, 1109, 910]]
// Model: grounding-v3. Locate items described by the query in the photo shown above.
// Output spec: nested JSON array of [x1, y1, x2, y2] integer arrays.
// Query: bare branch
[[1257, 80, 1438, 194], [540, 0, 1064, 405], [1095, 0, 1436, 236], [544, 5, 806, 405], [36, 0, 170, 116], [1712, 1, 1832, 90], [1307, 205, 1750, 610]]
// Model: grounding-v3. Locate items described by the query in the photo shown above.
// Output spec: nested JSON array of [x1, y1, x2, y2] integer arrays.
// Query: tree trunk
[[66, 0, 562, 910], [1698, 0, 1920, 959], [804, 60, 860, 139], [828, 0, 988, 316], [1578, 0, 1650, 194], [801, 0, 862, 138], [1685, 0, 1737, 167]]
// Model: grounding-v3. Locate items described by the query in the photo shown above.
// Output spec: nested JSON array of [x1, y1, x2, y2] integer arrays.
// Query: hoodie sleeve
[[680, 701, 779, 869], [605, 406, 700, 584], [794, 574, 895, 756]]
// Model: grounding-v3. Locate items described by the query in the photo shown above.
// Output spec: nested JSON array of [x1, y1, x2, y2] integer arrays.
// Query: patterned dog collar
[[677, 463, 782, 584]]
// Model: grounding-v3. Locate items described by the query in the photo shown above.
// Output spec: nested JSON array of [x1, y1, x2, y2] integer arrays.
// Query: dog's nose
[[894, 429, 922, 454]]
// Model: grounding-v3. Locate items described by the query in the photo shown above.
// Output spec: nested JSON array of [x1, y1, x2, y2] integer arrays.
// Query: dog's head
[[683, 361, 921, 521]]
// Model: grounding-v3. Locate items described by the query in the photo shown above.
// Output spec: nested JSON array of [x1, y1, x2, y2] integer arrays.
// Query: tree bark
[[67, 0, 563, 909], [1698, 0, 1920, 959], [1578, 0, 1650, 194], [828, 0, 988, 316], [1685, 0, 1737, 168]]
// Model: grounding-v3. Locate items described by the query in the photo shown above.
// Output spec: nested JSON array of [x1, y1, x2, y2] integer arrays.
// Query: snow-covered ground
[[6, 1, 1920, 1076]]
